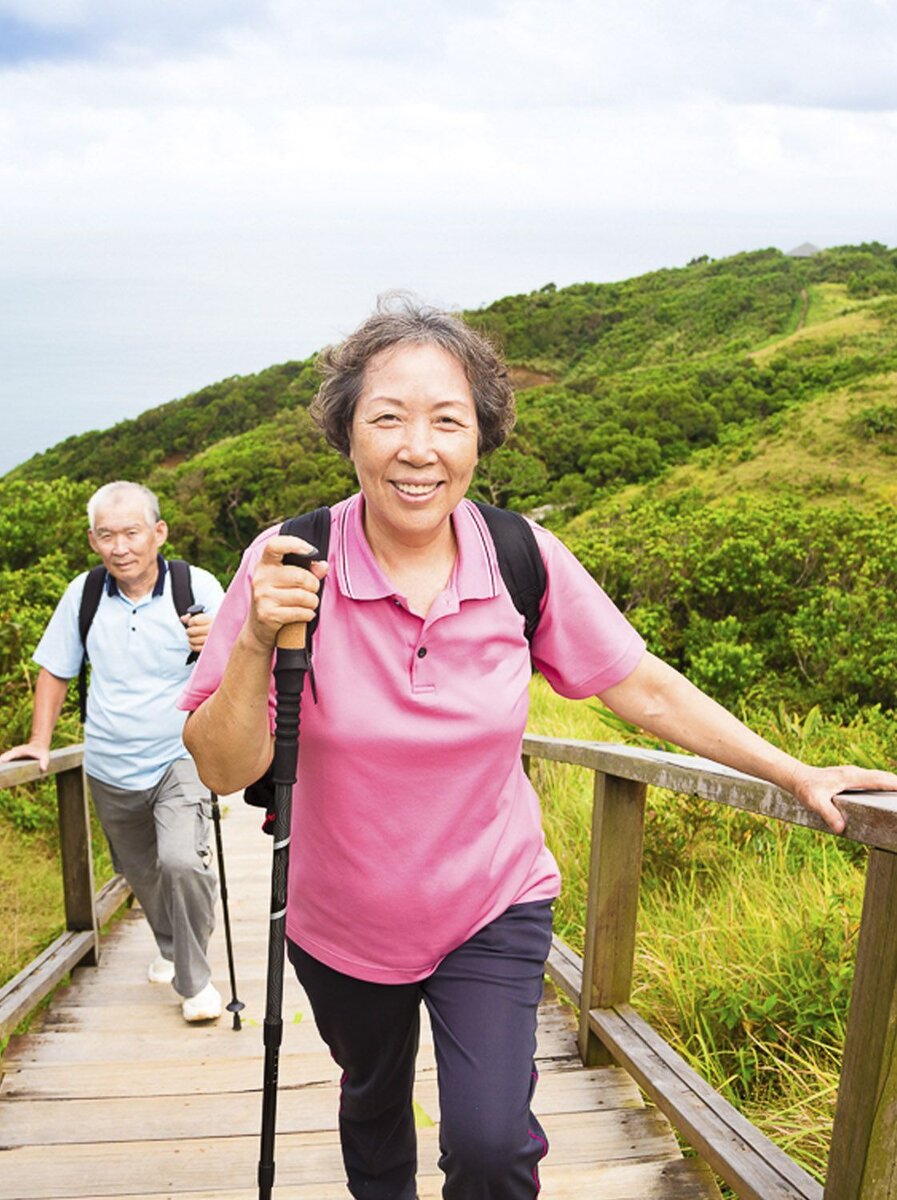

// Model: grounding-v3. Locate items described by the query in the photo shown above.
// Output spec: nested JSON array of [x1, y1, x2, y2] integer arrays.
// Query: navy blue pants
[[288, 899, 554, 1200]]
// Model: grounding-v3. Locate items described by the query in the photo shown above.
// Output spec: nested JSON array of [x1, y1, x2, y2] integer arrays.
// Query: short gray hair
[[309, 293, 516, 457], [87, 482, 161, 530]]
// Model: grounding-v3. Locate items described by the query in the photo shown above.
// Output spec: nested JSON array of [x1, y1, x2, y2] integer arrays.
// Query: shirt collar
[[105, 554, 167, 597], [335, 494, 501, 604]]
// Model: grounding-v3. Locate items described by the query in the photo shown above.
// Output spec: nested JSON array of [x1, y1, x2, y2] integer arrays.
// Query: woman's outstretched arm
[[598, 651, 897, 834]]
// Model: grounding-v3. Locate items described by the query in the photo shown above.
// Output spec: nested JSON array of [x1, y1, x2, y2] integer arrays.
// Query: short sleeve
[[188, 565, 226, 615], [529, 525, 645, 699], [32, 574, 88, 681]]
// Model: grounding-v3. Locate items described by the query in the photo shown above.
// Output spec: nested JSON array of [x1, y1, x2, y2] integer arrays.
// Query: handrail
[[523, 735, 897, 851], [524, 734, 897, 1200], [0, 746, 131, 1042]]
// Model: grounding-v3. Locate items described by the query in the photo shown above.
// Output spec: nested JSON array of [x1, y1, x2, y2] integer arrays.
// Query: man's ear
[[155, 520, 169, 547]]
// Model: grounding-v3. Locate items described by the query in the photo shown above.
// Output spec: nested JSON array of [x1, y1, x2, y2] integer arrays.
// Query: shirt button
[[417, 647, 427, 658]]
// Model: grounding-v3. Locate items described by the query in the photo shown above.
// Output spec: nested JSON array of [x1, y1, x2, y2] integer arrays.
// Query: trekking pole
[[210, 791, 245, 1030], [258, 546, 319, 1200], [184, 603, 245, 1031]]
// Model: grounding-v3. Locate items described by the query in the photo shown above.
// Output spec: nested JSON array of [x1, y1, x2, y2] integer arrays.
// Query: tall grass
[[0, 778, 114, 990], [527, 674, 886, 1184]]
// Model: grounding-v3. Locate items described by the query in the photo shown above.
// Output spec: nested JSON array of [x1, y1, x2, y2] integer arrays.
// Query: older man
[[1, 481, 225, 1022]]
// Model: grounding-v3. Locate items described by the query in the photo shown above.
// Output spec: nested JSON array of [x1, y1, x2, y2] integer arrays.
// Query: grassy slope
[[631, 283, 897, 509]]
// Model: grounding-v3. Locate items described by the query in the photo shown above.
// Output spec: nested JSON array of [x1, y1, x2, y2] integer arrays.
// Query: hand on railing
[[0, 740, 51, 772], [785, 761, 897, 836]]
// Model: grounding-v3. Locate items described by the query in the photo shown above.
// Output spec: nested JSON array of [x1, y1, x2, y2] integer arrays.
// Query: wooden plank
[[0, 1052, 344, 1100], [0, 1109, 689, 1199], [545, 931, 583, 1006], [56, 765, 99, 964], [523, 735, 897, 851], [825, 846, 897, 1200], [0, 880, 128, 1041], [591, 1003, 823, 1200], [0, 1067, 645, 1146], [579, 771, 646, 1065], [0, 930, 95, 1042], [94, 876, 132, 927], [68, 1157, 722, 1200]]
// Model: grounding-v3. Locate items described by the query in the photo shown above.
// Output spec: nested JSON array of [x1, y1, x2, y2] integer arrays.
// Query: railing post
[[578, 770, 647, 1065], [825, 847, 897, 1200], [56, 764, 100, 967]]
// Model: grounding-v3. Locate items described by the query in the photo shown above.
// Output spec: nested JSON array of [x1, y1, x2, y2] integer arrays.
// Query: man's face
[[87, 497, 167, 593]]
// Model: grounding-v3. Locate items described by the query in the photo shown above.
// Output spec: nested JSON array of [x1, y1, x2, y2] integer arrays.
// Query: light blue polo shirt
[[34, 558, 224, 790]]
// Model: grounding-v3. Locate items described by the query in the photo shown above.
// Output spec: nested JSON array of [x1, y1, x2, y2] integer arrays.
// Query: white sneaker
[[182, 981, 223, 1022], [147, 956, 175, 984]]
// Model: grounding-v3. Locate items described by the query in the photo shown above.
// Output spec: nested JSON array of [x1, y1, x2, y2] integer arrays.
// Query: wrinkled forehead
[[91, 498, 158, 532]]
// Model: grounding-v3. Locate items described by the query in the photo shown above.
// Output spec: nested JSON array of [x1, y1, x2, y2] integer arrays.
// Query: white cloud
[[1, 0, 896, 471]]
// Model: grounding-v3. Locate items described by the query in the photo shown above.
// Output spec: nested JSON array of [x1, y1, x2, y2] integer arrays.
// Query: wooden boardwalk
[[0, 797, 721, 1199]]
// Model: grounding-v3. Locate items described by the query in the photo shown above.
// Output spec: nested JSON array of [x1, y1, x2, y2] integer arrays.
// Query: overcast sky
[[2, 0, 896, 474]]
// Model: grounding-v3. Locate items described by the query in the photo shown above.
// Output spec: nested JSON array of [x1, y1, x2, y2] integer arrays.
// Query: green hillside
[[9, 242, 897, 573], [3, 240, 897, 738]]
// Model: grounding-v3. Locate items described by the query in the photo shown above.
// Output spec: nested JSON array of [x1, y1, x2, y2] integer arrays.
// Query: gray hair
[[309, 293, 516, 457], [87, 482, 161, 530]]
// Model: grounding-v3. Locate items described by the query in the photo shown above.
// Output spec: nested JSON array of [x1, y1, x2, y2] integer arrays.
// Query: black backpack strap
[[168, 559, 195, 618], [77, 565, 108, 724], [168, 559, 200, 664], [245, 507, 331, 832], [473, 501, 547, 647]]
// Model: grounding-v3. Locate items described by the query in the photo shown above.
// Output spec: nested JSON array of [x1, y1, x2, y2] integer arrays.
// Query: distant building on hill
[[786, 242, 822, 258]]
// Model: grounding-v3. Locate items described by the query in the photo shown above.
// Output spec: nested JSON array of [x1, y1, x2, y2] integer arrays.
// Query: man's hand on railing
[[784, 762, 897, 837], [0, 741, 51, 772]]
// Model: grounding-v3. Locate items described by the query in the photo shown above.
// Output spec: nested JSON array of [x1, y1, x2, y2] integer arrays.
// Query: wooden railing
[[523, 735, 897, 1200], [2, 738, 894, 1198], [0, 747, 131, 1042]]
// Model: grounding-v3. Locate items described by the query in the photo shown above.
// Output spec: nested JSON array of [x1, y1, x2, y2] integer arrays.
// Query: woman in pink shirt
[[182, 298, 897, 1200]]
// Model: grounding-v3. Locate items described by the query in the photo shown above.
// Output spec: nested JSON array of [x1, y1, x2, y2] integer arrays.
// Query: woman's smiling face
[[349, 341, 480, 550]]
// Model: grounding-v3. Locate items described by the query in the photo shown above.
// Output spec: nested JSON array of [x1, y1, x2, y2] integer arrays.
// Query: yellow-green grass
[[610, 283, 897, 511], [0, 800, 114, 989], [659, 377, 897, 509], [750, 283, 880, 361], [0, 821, 68, 987]]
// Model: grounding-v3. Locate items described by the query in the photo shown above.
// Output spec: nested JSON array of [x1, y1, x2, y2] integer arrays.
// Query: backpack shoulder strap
[[473, 501, 547, 647], [167, 559, 195, 617], [77, 565, 107, 724], [169, 559, 201, 664], [280, 507, 332, 646]]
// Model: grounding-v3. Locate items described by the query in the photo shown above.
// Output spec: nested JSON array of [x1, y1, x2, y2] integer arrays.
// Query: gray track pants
[[87, 758, 218, 998]]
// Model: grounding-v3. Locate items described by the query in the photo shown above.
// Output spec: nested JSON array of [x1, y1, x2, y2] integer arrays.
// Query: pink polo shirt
[[181, 495, 644, 983]]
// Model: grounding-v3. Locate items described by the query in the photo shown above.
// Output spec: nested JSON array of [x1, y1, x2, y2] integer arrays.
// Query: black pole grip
[[185, 602, 206, 665]]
